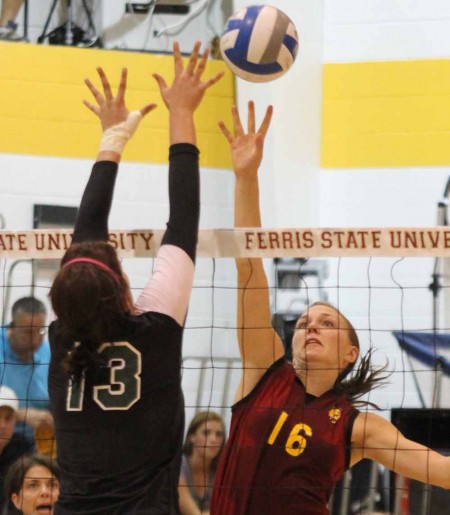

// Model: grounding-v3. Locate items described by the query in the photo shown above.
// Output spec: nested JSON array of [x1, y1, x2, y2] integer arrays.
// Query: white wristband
[[99, 111, 143, 154]]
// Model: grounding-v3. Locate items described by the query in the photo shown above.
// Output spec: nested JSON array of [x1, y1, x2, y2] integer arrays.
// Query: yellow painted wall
[[322, 59, 450, 168], [0, 42, 234, 168]]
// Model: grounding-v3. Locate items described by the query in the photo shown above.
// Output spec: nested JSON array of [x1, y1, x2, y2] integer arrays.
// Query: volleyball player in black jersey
[[47, 42, 223, 514]]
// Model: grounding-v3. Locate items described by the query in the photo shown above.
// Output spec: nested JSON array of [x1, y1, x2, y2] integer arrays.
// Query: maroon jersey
[[211, 359, 358, 515]]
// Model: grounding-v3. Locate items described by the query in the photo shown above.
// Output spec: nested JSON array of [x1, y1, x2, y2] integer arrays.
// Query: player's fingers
[[193, 47, 209, 81], [255, 132, 264, 152], [117, 68, 128, 102], [248, 101, 255, 134], [186, 40, 201, 76], [152, 73, 168, 92], [173, 41, 184, 75], [82, 99, 101, 116], [258, 105, 273, 137], [84, 79, 104, 106], [202, 71, 224, 90], [231, 105, 244, 137], [97, 67, 113, 100], [218, 120, 234, 143], [140, 103, 157, 116]]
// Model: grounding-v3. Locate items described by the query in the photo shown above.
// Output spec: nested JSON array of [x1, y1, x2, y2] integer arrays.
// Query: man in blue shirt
[[0, 297, 53, 447]]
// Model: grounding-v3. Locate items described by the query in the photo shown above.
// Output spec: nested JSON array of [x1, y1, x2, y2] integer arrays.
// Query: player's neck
[[296, 368, 337, 397]]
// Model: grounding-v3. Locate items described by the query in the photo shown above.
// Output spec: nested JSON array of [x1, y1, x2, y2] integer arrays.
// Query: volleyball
[[220, 5, 299, 83]]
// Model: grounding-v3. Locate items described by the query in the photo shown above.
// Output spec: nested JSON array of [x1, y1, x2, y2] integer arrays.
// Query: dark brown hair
[[303, 302, 389, 408], [3, 454, 60, 515], [182, 411, 226, 473], [50, 241, 130, 382]]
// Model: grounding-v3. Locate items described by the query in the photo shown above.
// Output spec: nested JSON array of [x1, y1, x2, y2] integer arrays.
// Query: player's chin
[[304, 344, 324, 358]]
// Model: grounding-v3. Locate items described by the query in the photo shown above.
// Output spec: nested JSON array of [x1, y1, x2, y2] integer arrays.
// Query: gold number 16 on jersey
[[267, 411, 313, 457]]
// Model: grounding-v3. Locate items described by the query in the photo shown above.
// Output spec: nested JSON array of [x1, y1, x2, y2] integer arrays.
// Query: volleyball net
[[1, 226, 450, 513]]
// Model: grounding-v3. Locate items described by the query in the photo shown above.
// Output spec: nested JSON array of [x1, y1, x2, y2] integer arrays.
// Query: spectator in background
[[0, 297, 54, 448], [0, 0, 23, 40], [0, 386, 33, 511], [2, 454, 59, 515], [180, 412, 226, 515]]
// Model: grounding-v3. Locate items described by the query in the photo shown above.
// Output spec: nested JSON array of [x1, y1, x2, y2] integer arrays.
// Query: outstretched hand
[[83, 67, 156, 131], [219, 101, 273, 178], [153, 41, 224, 114]]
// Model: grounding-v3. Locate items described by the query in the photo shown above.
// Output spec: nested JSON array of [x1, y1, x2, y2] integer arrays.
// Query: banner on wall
[[1, 227, 450, 259]]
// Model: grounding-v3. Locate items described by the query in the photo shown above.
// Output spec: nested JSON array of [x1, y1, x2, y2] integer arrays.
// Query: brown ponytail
[[335, 347, 389, 409], [50, 241, 130, 382]]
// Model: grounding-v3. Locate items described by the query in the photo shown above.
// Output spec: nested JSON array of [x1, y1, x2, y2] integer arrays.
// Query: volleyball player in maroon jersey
[[48, 43, 223, 514], [211, 102, 450, 515]]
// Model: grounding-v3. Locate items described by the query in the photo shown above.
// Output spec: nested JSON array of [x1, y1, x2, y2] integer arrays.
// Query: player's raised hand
[[219, 101, 273, 178], [153, 41, 224, 113], [83, 67, 156, 131]]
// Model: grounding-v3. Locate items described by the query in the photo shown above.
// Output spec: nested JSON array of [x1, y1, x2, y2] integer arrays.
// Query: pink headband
[[63, 258, 121, 285]]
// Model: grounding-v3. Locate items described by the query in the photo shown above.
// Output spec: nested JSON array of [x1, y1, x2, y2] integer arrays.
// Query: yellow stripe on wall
[[0, 42, 234, 168], [322, 59, 450, 168]]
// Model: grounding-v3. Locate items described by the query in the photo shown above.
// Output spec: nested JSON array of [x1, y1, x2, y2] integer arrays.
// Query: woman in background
[[3, 454, 59, 515], [179, 412, 225, 515]]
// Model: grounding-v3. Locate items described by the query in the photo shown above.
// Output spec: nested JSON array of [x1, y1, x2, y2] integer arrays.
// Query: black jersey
[[49, 144, 200, 514], [49, 311, 184, 514]]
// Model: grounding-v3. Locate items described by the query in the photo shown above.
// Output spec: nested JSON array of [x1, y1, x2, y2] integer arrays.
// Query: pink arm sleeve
[[134, 245, 195, 326]]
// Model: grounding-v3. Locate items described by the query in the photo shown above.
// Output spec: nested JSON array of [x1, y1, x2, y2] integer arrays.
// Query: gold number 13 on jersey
[[267, 411, 312, 457]]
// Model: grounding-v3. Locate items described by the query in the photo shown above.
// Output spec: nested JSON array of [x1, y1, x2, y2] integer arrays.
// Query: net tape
[[1, 227, 450, 259]]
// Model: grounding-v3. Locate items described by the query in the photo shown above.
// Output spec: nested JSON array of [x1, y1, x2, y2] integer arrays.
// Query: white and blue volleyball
[[220, 5, 299, 83]]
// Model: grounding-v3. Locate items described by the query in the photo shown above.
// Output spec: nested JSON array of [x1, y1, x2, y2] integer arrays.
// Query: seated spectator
[[0, 1, 23, 40], [179, 412, 226, 515], [0, 386, 33, 511], [2, 454, 59, 515], [0, 297, 54, 448]]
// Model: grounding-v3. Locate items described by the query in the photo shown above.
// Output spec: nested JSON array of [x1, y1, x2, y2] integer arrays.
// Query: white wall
[[324, 0, 450, 63]]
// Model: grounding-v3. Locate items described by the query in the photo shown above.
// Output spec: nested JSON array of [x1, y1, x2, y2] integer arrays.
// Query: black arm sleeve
[[72, 161, 119, 244], [161, 143, 200, 263]]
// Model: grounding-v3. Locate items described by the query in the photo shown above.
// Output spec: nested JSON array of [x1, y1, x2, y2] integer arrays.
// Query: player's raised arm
[[49, 49, 225, 514], [135, 42, 224, 325], [219, 101, 285, 402], [73, 67, 155, 244]]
